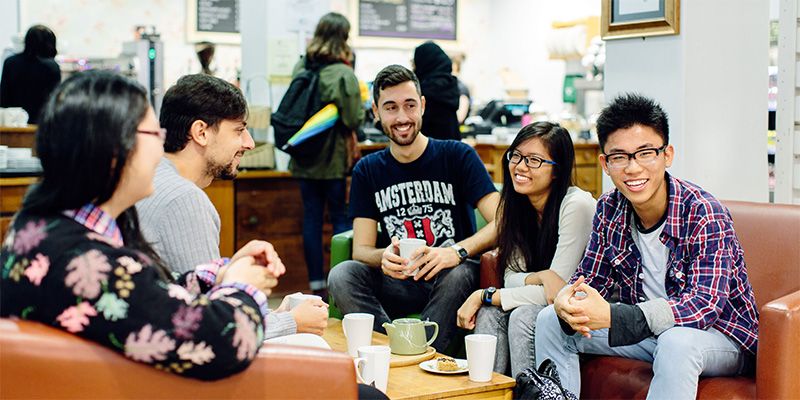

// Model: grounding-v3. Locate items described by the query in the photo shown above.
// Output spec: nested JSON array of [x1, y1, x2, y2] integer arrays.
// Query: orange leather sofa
[[480, 200, 800, 399], [0, 318, 358, 399]]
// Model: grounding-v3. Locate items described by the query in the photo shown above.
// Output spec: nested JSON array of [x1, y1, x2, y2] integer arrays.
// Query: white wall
[[348, 0, 600, 114], [0, 0, 20, 67], [604, 0, 769, 202]]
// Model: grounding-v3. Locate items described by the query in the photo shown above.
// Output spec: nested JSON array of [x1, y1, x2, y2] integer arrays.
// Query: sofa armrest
[[756, 289, 800, 399], [0, 319, 358, 399], [330, 230, 354, 268], [480, 249, 501, 288]]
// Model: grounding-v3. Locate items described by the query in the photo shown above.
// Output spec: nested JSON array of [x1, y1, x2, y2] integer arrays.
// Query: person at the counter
[[0, 25, 61, 124], [289, 12, 365, 299], [413, 41, 461, 141]]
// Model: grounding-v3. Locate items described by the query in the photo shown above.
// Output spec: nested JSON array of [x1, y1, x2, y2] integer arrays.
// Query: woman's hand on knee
[[456, 289, 483, 329]]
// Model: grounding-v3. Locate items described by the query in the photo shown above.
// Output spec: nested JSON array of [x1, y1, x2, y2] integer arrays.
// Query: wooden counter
[[0, 177, 39, 236], [0, 125, 37, 150]]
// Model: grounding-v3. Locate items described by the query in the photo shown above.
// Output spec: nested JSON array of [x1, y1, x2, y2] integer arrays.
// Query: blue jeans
[[298, 179, 350, 290], [535, 305, 747, 400], [328, 259, 479, 353], [475, 304, 545, 378]]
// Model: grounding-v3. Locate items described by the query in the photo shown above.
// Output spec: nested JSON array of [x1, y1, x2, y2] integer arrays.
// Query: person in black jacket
[[413, 41, 461, 141], [0, 25, 62, 124]]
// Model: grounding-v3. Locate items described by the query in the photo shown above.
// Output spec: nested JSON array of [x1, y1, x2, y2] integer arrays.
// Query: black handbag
[[513, 359, 578, 400]]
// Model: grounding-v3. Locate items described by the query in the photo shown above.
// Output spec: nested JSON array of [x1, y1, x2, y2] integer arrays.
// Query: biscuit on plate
[[436, 356, 459, 371]]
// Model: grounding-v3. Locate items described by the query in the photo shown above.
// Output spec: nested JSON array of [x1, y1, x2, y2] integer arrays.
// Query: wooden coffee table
[[323, 319, 515, 400]]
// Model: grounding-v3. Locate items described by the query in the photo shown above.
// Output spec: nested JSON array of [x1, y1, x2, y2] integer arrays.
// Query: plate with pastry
[[419, 356, 469, 374]]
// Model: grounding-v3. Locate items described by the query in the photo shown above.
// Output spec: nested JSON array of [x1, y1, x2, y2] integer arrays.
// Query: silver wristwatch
[[450, 244, 468, 264]]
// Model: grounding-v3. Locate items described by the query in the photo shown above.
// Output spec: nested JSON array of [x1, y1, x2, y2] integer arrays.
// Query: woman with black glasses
[[0, 71, 284, 380], [456, 121, 596, 378]]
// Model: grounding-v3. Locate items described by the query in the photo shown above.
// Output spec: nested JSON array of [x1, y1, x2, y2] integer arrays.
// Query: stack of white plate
[[5, 147, 41, 169]]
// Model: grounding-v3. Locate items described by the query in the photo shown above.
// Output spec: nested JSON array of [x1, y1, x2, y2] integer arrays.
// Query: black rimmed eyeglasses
[[603, 144, 668, 169], [136, 128, 167, 141], [506, 151, 557, 169]]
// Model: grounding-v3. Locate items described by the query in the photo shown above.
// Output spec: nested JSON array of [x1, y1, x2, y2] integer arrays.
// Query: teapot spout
[[381, 322, 394, 334]]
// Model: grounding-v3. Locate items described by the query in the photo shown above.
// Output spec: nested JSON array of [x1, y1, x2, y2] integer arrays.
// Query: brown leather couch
[[480, 200, 800, 399], [0, 318, 358, 399]]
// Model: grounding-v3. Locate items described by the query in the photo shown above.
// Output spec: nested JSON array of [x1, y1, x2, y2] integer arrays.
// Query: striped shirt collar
[[63, 203, 124, 247]]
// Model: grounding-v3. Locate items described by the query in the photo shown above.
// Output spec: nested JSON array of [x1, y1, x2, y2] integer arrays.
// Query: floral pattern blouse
[[0, 205, 268, 380]]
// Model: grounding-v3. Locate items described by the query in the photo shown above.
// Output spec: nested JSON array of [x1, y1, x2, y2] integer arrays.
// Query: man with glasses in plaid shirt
[[535, 93, 758, 399]]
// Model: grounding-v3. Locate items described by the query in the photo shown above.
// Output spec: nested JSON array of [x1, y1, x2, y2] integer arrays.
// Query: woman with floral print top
[[0, 71, 284, 381]]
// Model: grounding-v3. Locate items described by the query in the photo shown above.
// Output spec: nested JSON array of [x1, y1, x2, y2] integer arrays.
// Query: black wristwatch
[[450, 244, 469, 264], [482, 287, 496, 305]]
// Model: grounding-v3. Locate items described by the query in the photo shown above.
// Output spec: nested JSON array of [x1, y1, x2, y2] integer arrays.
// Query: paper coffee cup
[[399, 238, 425, 276], [465, 334, 497, 382]]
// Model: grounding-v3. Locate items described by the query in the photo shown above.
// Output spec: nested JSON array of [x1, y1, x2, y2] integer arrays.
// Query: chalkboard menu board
[[359, 0, 457, 41], [196, 0, 239, 33]]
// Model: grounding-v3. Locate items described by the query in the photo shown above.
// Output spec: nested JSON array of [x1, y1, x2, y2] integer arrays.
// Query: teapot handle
[[423, 321, 439, 346]]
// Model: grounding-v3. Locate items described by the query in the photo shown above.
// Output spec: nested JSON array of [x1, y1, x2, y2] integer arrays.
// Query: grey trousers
[[328, 259, 479, 353], [474, 304, 545, 378]]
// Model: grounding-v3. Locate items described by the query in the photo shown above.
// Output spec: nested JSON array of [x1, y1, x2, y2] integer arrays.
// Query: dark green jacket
[[288, 59, 364, 179]]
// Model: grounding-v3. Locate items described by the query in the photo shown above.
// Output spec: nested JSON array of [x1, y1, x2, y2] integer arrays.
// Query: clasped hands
[[380, 236, 460, 281], [554, 275, 611, 338], [217, 240, 286, 296]]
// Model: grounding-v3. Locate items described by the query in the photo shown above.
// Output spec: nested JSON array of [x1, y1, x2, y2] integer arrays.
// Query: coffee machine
[[121, 26, 164, 113]]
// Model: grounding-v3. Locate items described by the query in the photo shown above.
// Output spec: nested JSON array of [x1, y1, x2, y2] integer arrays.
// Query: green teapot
[[381, 318, 438, 355]]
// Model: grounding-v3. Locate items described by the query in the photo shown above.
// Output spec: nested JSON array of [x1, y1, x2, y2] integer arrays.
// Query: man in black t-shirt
[[328, 65, 500, 352]]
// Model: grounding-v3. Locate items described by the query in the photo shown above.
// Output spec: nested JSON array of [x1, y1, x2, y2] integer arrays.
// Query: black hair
[[23, 25, 57, 59], [496, 121, 576, 276], [596, 93, 669, 152], [371, 64, 421, 105], [160, 74, 247, 153], [306, 12, 351, 64], [22, 70, 170, 280]]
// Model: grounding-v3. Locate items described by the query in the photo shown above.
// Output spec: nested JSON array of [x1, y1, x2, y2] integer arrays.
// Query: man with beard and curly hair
[[136, 74, 329, 340], [328, 65, 500, 353]]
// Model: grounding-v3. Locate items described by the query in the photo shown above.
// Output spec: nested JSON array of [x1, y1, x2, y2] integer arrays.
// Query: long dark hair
[[496, 122, 575, 276], [22, 71, 170, 280], [306, 12, 350, 64]]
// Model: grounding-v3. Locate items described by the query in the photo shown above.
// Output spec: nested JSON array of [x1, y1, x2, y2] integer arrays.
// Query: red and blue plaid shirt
[[572, 174, 759, 354], [63, 204, 123, 247]]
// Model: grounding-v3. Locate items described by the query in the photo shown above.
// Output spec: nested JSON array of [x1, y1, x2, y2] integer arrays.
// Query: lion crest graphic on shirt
[[383, 209, 455, 246]]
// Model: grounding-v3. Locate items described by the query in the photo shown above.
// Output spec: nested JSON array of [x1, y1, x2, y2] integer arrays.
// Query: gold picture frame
[[601, 0, 680, 40]]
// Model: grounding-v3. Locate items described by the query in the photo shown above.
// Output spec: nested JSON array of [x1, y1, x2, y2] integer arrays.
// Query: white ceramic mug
[[398, 238, 426, 276], [465, 333, 497, 382], [342, 313, 374, 357], [286, 293, 322, 310], [353, 345, 390, 393]]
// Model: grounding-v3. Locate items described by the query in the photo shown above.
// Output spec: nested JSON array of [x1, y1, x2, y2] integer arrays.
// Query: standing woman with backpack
[[289, 12, 364, 298]]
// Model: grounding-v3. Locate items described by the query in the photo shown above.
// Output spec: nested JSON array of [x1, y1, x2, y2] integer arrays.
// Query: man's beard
[[206, 152, 243, 180], [381, 119, 421, 146]]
